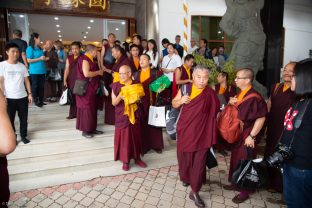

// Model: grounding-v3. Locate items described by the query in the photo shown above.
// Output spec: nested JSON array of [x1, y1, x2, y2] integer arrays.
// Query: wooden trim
[[8, 8, 135, 21], [0, 8, 9, 60]]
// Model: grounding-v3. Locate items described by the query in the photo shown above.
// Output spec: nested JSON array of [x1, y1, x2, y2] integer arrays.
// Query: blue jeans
[[283, 164, 312, 208]]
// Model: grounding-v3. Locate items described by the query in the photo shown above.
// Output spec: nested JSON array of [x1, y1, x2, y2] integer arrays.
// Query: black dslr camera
[[266, 143, 294, 168]]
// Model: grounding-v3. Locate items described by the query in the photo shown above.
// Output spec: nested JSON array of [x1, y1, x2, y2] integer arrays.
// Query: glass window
[[191, 16, 234, 56]]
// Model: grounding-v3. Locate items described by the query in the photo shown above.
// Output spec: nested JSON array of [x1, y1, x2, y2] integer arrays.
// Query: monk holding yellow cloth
[[112, 65, 147, 171]]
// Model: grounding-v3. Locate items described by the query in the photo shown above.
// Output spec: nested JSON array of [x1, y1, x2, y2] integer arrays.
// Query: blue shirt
[[26, 46, 46, 74], [162, 48, 168, 57]]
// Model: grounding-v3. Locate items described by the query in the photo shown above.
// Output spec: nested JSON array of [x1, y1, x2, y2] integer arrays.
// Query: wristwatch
[[249, 134, 256, 140]]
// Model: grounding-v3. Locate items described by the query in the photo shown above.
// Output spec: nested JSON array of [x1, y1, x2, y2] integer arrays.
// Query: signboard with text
[[33, 0, 108, 14]]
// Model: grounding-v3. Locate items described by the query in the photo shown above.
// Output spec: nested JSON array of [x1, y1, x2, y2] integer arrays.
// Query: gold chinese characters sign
[[33, 0, 108, 14]]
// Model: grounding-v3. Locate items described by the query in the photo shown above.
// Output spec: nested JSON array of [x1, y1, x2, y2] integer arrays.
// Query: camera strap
[[278, 99, 311, 149]]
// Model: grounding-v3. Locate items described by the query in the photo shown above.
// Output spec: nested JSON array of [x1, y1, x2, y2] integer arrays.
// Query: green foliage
[[192, 53, 236, 86]]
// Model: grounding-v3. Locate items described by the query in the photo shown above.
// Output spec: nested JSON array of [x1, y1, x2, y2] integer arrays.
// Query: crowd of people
[[0, 29, 311, 208]]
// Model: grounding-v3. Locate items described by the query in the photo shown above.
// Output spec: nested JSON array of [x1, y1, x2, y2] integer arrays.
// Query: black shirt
[[281, 99, 312, 170], [9, 38, 28, 64]]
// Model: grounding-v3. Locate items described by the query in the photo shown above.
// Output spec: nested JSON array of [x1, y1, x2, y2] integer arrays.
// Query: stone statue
[[220, 0, 267, 96]]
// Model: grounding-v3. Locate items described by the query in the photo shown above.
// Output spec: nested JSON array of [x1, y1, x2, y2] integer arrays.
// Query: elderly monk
[[264, 62, 296, 192], [224, 68, 267, 204], [63, 41, 82, 119], [173, 65, 220, 208], [134, 54, 164, 153], [76, 44, 104, 138], [112, 65, 147, 171]]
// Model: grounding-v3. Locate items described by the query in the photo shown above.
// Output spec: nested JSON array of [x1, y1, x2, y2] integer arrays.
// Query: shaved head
[[237, 68, 254, 82]]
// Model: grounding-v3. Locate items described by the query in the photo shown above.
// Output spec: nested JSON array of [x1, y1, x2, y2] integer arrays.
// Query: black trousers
[[7, 97, 28, 138], [30, 74, 45, 104]]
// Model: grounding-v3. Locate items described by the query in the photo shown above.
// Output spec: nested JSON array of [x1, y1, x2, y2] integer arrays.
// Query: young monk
[[173, 65, 220, 208], [112, 65, 147, 171], [101, 33, 116, 125], [76, 44, 104, 138], [264, 62, 296, 192], [129, 44, 140, 71], [224, 68, 267, 204], [64, 41, 82, 119], [111, 45, 136, 83], [134, 54, 164, 153]]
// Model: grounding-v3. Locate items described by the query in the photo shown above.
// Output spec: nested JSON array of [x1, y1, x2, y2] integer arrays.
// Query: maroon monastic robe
[[76, 55, 100, 132], [177, 84, 220, 192], [0, 157, 9, 207], [134, 69, 164, 152], [228, 88, 267, 182], [112, 82, 144, 163], [66, 54, 80, 118], [264, 83, 294, 192], [102, 44, 115, 125], [215, 83, 236, 103]]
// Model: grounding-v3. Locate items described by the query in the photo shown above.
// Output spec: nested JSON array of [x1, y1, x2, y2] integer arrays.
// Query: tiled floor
[[8, 154, 286, 208]]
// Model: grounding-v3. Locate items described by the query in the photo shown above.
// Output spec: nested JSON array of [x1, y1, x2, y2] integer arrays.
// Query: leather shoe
[[232, 194, 249, 204], [189, 191, 205, 207], [223, 184, 237, 191], [182, 182, 190, 187], [135, 159, 147, 168], [122, 163, 130, 171], [82, 132, 93, 138], [66, 116, 76, 119], [93, 130, 104, 135], [21, 137, 30, 144]]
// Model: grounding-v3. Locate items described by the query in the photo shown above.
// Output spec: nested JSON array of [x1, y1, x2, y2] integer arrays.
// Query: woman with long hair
[[26, 32, 47, 107], [144, 39, 159, 70]]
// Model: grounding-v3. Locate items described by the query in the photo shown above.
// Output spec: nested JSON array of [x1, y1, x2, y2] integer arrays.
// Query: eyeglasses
[[235, 77, 250, 80]]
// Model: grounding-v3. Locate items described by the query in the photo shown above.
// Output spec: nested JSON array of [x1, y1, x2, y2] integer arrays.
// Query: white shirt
[[161, 54, 182, 81], [0, 61, 29, 99], [188, 45, 198, 54], [145, 50, 159, 68]]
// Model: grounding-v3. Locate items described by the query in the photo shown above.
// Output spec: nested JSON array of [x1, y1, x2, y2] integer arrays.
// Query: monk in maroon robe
[[264, 62, 296, 192], [112, 45, 136, 76], [134, 54, 164, 153], [0, 91, 16, 208], [112, 65, 147, 171], [173, 54, 194, 98], [213, 71, 237, 155], [100, 33, 116, 125], [64, 42, 82, 119], [76, 44, 104, 138], [224, 68, 267, 204], [173, 65, 220, 208]]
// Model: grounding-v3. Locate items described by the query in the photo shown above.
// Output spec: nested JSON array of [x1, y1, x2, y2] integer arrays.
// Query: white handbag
[[59, 89, 68, 105], [148, 106, 166, 127]]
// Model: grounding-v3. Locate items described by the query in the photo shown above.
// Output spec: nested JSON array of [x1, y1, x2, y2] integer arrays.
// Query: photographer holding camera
[[277, 59, 312, 208]]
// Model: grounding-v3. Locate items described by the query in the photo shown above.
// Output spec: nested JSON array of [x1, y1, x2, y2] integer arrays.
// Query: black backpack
[[165, 85, 188, 140]]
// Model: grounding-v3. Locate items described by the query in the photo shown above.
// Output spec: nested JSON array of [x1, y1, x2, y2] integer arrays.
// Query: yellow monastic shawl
[[113, 72, 120, 83], [237, 85, 252, 101], [120, 83, 145, 124], [190, 84, 205, 100]]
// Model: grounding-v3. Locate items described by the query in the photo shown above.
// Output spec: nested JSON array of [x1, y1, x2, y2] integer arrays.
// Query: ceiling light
[[87, 26, 91, 29], [54, 17, 59, 20], [40, 41, 43, 44], [58, 35, 62, 38], [121, 22, 125, 25], [83, 36, 87, 39], [57, 30, 61, 33], [90, 19, 94, 23], [115, 28, 119, 31], [59, 39, 62, 41], [218, 31, 222, 34], [86, 32, 89, 34], [19, 15, 24, 18], [56, 24, 60, 27]]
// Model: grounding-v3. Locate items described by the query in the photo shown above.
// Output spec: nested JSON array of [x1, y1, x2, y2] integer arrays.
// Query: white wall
[[283, 0, 312, 65], [158, 0, 226, 50]]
